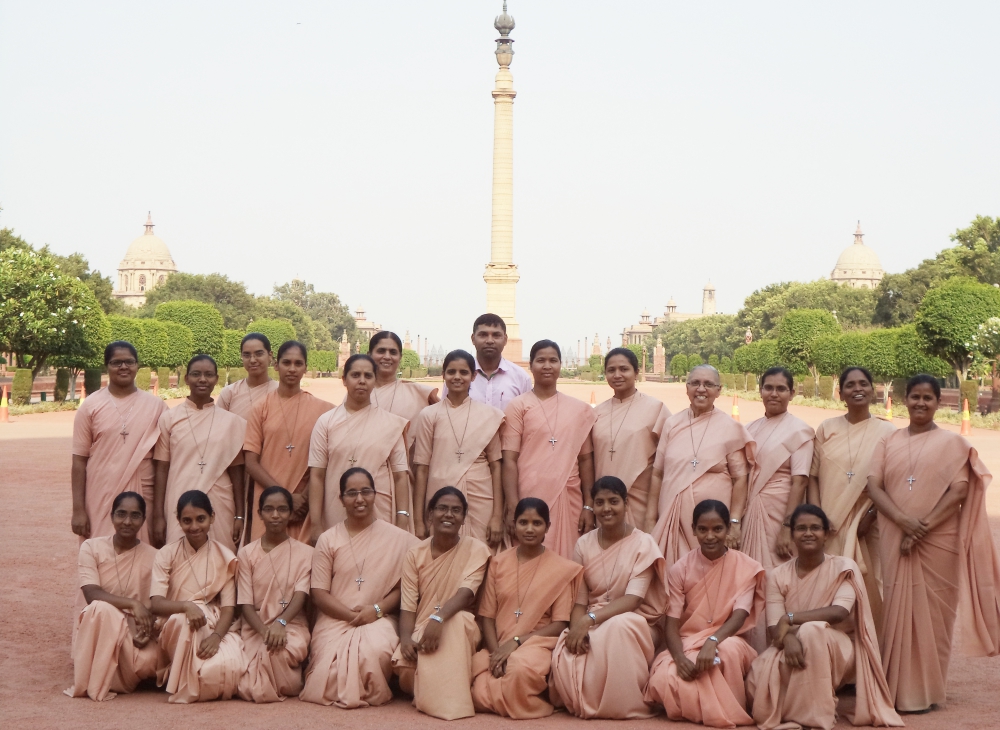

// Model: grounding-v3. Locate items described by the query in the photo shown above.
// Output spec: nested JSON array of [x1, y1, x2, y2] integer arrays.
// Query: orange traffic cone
[[589, 390, 597, 408], [0, 384, 8, 423], [884, 395, 892, 420], [961, 398, 971, 436], [731, 394, 740, 422]]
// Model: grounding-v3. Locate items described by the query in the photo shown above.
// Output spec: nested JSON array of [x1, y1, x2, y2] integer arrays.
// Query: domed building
[[830, 222, 884, 289], [113, 213, 178, 307]]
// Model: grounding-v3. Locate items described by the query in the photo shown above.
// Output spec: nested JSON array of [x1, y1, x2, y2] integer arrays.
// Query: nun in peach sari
[[65, 492, 159, 701], [472, 498, 584, 718], [866, 374, 1000, 713], [151, 491, 245, 704], [648, 365, 753, 568], [216, 332, 278, 420], [746, 505, 902, 730], [307, 354, 410, 542], [591, 348, 670, 529], [549, 477, 667, 719], [237, 487, 313, 703], [502, 340, 598, 559], [412, 349, 505, 549], [392, 487, 492, 720], [644, 499, 765, 728], [300, 468, 420, 708]]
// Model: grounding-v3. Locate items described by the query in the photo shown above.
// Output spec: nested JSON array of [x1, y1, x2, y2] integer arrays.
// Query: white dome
[[120, 213, 175, 265], [834, 242, 883, 273]]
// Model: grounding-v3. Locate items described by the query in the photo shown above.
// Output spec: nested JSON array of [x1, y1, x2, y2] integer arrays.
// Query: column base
[[502, 338, 524, 365]]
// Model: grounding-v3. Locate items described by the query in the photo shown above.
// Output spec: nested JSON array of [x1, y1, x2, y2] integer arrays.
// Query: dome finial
[[854, 220, 864, 244], [144, 211, 154, 235]]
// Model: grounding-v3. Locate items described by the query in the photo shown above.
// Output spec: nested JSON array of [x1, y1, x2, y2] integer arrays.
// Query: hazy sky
[[2, 2, 998, 360]]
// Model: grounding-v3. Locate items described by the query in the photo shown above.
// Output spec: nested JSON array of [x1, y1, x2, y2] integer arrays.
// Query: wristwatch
[[373, 604, 383, 619], [429, 614, 443, 623], [587, 611, 598, 625], [276, 618, 287, 627], [513, 636, 522, 646], [786, 612, 794, 625], [730, 518, 740, 525]]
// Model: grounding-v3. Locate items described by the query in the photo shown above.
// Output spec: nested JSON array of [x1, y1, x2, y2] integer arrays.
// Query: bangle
[[429, 613, 443, 623], [212, 631, 223, 639], [234, 516, 245, 521], [587, 611, 598, 625], [707, 634, 719, 643], [374, 603, 383, 619], [582, 505, 594, 513], [786, 612, 794, 625], [396, 510, 410, 517], [513, 635, 522, 646], [730, 518, 740, 524]]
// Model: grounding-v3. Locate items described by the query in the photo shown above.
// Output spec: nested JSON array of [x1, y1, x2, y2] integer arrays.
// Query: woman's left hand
[[694, 640, 718, 674], [349, 605, 378, 627], [775, 526, 795, 560], [231, 517, 244, 545], [419, 619, 443, 654], [782, 632, 806, 670], [726, 523, 742, 549], [197, 631, 222, 659], [489, 639, 519, 676], [486, 514, 505, 549], [900, 534, 918, 556], [395, 514, 410, 531], [265, 621, 287, 652], [857, 509, 876, 539], [290, 493, 309, 523], [578, 509, 596, 534], [565, 620, 591, 655]]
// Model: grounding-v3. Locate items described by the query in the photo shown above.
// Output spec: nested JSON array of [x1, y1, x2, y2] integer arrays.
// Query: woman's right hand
[[674, 653, 698, 681], [71, 507, 91, 539], [726, 523, 742, 549], [782, 632, 806, 670], [131, 601, 154, 637], [413, 518, 427, 540], [898, 515, 929, 539], [400, 636, 419, 662], [565, 619, 591, 655], [184, 602, 206, 630], [309, 523, 324, 547]]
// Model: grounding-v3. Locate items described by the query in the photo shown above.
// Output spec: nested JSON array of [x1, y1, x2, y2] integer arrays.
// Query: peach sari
[[65, 537, 159, 701], [472, 547, 584, 718], [236, 538, 313, 702], [645, 547, 764, 727]]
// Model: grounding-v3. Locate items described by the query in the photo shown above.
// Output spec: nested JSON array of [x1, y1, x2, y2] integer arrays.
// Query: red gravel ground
[[2, 384, 999, 729]]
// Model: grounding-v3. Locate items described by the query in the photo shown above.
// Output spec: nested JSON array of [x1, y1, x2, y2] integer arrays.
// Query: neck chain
[[514, 546, 544, 622], [843, 415, 871, 483], [346, 522, 373, 591], [905, 427, 933, 490], [113, 537, 138, 597], [346, 405, 372, 467], [688, 408, 715, 470], [109, 391, 138, 442], [534, 391, 560, 450], [374, 380, 399, 413], [444, 397, 473, 463], [704, 550, 727, 624], [597, 528, 625, 602], [184, 402, 217, 473], [754, 412, 789, 455], [245, 377, 270, 411], [264, 537, 294, 609], [275, 391, 303, 457], [186, 539, 213, 603], [608, 392, 637, 462]]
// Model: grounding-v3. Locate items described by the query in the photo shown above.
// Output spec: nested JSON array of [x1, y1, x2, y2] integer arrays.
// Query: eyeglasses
[[687, 380, 720, 389], [112, 510, 143, 520], [762, 385, 791, 395], [343, 488, 376, 499], [109, 359, 137, 368], [792, 524, 825, 533], [261, 505, 291, 515], [433, 505, 465, 515]]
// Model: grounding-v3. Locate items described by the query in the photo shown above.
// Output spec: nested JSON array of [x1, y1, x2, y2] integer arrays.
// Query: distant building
[[830, 222, 884, 289], [113, 213, 177, 307], [622, 282, 719, 345], [353, 307, 382, 344]]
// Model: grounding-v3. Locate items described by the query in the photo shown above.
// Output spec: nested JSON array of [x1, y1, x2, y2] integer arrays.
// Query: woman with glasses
[[502, 340, 598, 559], [151, 490, 245, 704], [307, 354, 409, 543], [393, 487, 491, 720], [65, 492, 159, 701], [72, 340, 167, 543], [236, 486, 313, 703], [152, 355, 246, 551], [808, 366, 896, 632], [300, 468, 419, 708], [217, 332, 278, 419], [866, 374, 1000, 713], [549, 477, 667, 719], [746, 505, 901, 730], [244, 341, 334, 543], [412, 349, 505, 549], [647, 365, 753, 571], [591, 348, 670, 530]]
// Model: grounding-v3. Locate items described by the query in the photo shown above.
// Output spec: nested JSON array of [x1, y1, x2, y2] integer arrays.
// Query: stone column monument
[[653, 336, 665, 375], [483, 2, 522, 362]]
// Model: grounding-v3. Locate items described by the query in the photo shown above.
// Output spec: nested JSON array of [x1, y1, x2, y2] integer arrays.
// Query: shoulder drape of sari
[[72, 388, 167, 541], [575, 528, 667, 621], [217, 378, 279, 421]]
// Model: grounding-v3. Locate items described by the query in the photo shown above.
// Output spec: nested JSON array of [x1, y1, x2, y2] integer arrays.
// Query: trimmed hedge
[[54, 368, 70, 401], [84, 369, 103, 394], [960, 381, 979, 411], [138, 319, 170, 367], [308, 350, 338, 373], [11, 368, 33, 405], [107, 316, 145, 354], [250, 320, 297, 353], [221, 329, 243, 368], [161, 321, 194, 368], [136, 367, 151, 391], [818, 375, 834, 400], [891, 378, 907, 404], [157, 366, 171, 390], [801, 378, 816, 398], [155, 300, 224, 359], [228, 367, 247, 384], [268, 367, 279, 381], [721, 373, 735, 389]]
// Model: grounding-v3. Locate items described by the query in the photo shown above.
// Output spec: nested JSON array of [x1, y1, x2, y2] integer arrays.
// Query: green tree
[[872, 258, 949, 328], [588, 354, 602, 371], [914, 277, 1000, 381], [155, 300, 224, 359], [776, 309, 840, 380], [687, 353, 704, 368], [401, 349, 421, 370], [138, 273, 257, 329], [894, 325, 951, 380], [108, 315, 146, 353], [654, 315, 743, 362], [272, 279, 357, 344], [250, 319, 297, 350], [252, 298, 316, 350], [736, 282, 796, 336], [718, 355, 732, 374], [945, 215, 1000, 285], [970, 317, 1000, 412], [0, 247, 108, 377], [669, 354, 688, 377], [138, 319, 170, 368], [810, 334, 842, 377], [861, 329, 897, 385], [221, 329, 243, 368], [162, 321, 194, 368]]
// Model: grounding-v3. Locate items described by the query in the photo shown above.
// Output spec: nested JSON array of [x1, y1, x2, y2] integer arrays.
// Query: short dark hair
[[259, 485, 293, 511], [104, 341, 138, 365], [692, 499, 730, 527], [428, 486, 468, 515], [789, 503, 830, 532], [443, 349, 476, 371], [761, 366, 794, 390], [242, 332, 272, 352], [605, 347, 638, 372], [112, 491, 146, 517], [591, 475, 628, 501], [529, 339, 561, 363], [514, 497, 550, 525], [177, 489, 214, 517], [342, 354, 376, 377], [473, 313, 506, 334], [905, 373, 941, 399], [839, 366, 874, 393], [369, 331, 402, 352], [340, 467, 375, 496], [186, 354, 217, 375], [277, 340, 307, 362]]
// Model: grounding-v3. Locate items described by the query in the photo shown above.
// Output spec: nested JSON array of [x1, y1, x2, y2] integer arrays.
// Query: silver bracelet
[[429, 613, 443, 623], [234, 516, 245, 521], [396, 510, 410, 517], [582, 505, 594, 513]]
